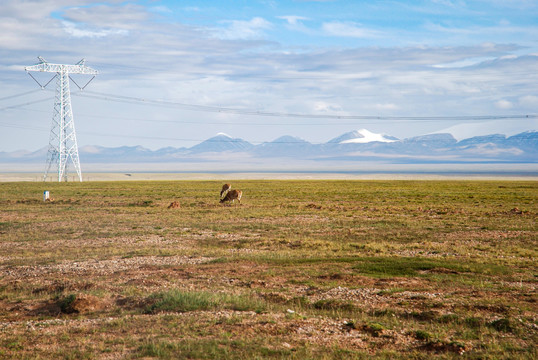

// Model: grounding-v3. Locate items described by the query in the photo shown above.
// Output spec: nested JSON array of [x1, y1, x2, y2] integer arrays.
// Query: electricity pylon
[[25, 57, 98, 182]]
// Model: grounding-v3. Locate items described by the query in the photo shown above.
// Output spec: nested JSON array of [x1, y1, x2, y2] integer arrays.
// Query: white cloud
[[150, 6, 172, 14], [277, 15, 315, 35], [62, 21, 128, 38], [278, 15, 308, 26], [214, 17, 272, 40], [431, 0, 465, 7], [495, 99, 513, 109], [322, 21, 381, 38], [374, 103, 399, 111], [423, 21, 538, 48], [519, 95, 538, 107], [313, 102, 343, 112], [432, 56, 496, 68], [61, 4, 149, 30], [0, 0, 82, 20]]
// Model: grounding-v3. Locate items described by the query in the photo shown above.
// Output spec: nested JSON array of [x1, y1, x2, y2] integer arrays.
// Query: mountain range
[[1, 129, 536, 167]]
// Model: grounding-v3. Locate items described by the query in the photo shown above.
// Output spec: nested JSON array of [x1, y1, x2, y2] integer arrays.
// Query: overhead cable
[[0, 97, 55, 112], [76, 90, 538, 121], [0, 89, 43, 102]]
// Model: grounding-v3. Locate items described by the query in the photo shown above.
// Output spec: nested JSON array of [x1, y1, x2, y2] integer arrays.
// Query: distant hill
[[1, 130, 536, 165], [188, 133, 253, 153]]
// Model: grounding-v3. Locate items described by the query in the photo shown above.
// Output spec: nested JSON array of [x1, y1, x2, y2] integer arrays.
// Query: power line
[[8, 102, 538, 127], [2, 87, 536, 122], [0, 121, 48, 131], [9, 105, 509, 129], [76, 90, 538, 121], [3, 88, 537, 125], [0, 89, 43, 102], [0, 96, 55, 112], [0, 120, 320, 144]]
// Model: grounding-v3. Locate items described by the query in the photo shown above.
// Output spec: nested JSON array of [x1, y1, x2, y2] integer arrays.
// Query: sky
[[0, 0, 537, 152]]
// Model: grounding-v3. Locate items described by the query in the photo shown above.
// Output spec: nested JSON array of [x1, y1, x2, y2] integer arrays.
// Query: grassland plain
[[0, 180, 536, 359]]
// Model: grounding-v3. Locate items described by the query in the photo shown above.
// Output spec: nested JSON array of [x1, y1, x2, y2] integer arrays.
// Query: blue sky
[[0, 0, 537, 151], [160, 0, 537, 48]]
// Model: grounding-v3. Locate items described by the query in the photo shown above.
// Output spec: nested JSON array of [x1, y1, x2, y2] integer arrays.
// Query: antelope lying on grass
[[220, 189, 242, 205]]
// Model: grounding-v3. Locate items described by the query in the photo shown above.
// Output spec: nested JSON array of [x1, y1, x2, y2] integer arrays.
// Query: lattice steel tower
[[25, 57, 98, 182]]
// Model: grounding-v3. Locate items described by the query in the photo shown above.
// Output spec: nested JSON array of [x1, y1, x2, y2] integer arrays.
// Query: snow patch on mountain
[[434, 120, 538, 141], [335, 129, 397, 144]]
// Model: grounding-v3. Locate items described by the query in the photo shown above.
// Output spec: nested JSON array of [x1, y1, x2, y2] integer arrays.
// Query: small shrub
[[362, 322, 386, 337], [488, 318, 514, 333], [145, 290, 218, 313], [344, 320, 357, 330], [290, 296, 311, 308], [465, 317, 485, 329], [419, 339, 466, 355], [58, 293, 104, 314], [313, 299, 355, 312], [408, 310, 438, 321], [415, 330, 432, 341], [371, 308, 396, 317], [59, 294, 77, 314], [438, 313, 460, 324]]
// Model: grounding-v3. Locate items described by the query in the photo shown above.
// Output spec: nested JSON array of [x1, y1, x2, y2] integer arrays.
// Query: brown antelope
[[220, 183, 231, 199], [220, 189, 242, 204]]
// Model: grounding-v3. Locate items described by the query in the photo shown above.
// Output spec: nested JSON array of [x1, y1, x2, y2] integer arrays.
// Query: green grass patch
[[134, 338, 312, 360], [312, 299, 356, 312], [488, 318, 517, 333], [414, 330, 433, 341], [351, 256, 510, 277], [145, 289, 266, 314]]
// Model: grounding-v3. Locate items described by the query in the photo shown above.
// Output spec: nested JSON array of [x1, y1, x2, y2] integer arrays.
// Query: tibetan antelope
[[220, 189, 242, 205], [220, 183, 231, 199]]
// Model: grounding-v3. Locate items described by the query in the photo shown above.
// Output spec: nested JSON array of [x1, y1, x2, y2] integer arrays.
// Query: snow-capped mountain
[[1, 130, 536, 166], [328, 129, 398, 144]]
